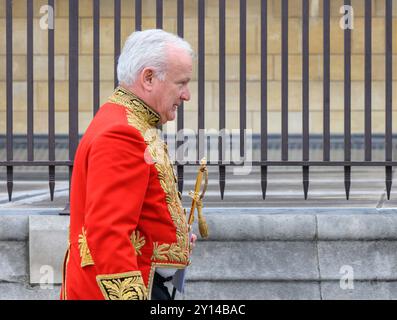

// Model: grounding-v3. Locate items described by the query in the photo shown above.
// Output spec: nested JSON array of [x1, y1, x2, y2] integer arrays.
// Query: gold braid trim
[[130, 230, 145, 256], [78, 227, 94, 267], [148, 139, 189, 263], [96, 271, 148, 300], [61, 229, 71, 300], [109, 86, 160, 127], [108, 86, 190, 265]]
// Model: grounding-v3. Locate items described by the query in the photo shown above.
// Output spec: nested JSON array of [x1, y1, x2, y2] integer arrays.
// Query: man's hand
[[190, 233, 197, 252]]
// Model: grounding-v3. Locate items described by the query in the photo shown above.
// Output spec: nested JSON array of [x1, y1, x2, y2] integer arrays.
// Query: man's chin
[[166, 111, 177, 122]]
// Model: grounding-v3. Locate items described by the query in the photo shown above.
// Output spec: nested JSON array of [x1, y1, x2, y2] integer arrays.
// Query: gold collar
[[109, 86, 161, 127]]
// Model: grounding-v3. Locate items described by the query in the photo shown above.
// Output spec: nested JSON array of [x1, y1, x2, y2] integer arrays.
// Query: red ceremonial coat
[[60, 86, 191, 300]]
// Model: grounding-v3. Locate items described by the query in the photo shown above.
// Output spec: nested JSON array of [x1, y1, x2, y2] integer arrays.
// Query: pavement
[[1, 165, 396, 211]]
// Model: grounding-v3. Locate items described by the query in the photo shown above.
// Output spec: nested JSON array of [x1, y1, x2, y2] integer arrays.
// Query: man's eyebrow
[[179, 77, 191, 83]]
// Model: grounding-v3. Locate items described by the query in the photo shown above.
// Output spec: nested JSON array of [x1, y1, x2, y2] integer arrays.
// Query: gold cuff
[[96, 271, 148, 300]]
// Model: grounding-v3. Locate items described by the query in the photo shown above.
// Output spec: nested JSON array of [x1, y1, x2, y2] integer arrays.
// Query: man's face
[[151, 46, 193, 124]]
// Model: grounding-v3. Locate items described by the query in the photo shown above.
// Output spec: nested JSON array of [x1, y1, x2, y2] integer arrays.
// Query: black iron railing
[[0, 0, 395, 203]]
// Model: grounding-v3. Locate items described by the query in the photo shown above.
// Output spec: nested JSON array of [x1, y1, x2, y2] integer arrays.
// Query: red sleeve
[[84, 124, 149, 299]]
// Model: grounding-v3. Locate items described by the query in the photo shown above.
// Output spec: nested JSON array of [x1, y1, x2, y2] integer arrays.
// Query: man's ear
[[141, 68, 155, 91]]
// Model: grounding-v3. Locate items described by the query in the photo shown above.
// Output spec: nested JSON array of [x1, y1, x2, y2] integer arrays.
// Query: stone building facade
[[0, 0, 396, 136]]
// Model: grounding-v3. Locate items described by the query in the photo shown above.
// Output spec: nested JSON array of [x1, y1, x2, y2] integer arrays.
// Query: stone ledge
[[0, 241, 27, 282], [0, 283, 61, 300], [317, 214, 397, 240], [3, 280, 397, 300], [29, 216, 69, 284], [203, 208, 397, 215], [3, 209, 397, 241], [1, 209, 397, 290], [318, 241, 397, 280], [180, 280, 397, 300], [22, 210, 397, 285], [321, 281, 397, 300], [192, 214, 316, 240], [187, 241, 319, 280], [179, 281, 321, 300], [194, 209, 397, 241], [0, 216, 28, 241]]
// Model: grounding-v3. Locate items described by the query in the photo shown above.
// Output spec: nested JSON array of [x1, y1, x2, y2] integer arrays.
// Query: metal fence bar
[[93, 0, 100, 115], [6, 0, 13, 201], [219, 0, 226, 199], [240, 0, 246, 158], [114, 0, 121, 89], [281, 0, 288, 161], [365, 0, 372, 162], [154, 0, 164, 134], [177, 0, 184, 193], [198, 0, 205, 160], [344, 0, 352, 200], [385, 0, 393, 199], [135, 0, 142, 31], [156, 0, 163, 29], [302, 0, 309, 200], [27, 0, 34, 162], [260, 0, 267, 200], [323, 0, 330, 162], [60, 0, 79, 214], [69, 0, 79, 183], [48, 0, 55, 201], [177, 0, 184, 51]]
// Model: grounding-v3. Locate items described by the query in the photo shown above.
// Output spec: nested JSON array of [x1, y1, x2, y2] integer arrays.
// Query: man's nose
[[181, 87, 191, 102]]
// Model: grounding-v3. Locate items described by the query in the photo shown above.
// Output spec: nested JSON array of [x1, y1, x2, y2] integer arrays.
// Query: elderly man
[[61, 29, 194, 300]]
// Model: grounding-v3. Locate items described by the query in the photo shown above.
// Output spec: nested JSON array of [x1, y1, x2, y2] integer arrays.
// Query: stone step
[[2, 210, 397, 299]]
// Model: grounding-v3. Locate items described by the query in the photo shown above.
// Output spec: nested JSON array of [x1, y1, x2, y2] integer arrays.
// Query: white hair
[[117, 29, 194, 86]]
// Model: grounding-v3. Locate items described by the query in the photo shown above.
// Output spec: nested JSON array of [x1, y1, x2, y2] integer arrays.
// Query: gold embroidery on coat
[[130, 230, 145, 256], [109, 86, 190, 265], [146, 138, 189, 263], [109, 86, 160, 127], [152, 242, 186, 262], [96, 271, 148, 300], [78, 227, 94, 267]]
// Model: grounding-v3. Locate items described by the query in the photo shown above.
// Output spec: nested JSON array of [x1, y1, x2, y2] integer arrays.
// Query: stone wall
[[2, 208, 397, 300], [0, 214, 60, 299], [0, 0, 396, 135]]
